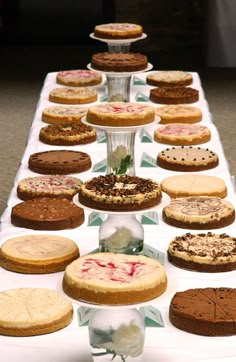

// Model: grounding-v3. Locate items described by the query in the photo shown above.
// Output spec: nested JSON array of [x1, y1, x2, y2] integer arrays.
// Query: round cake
[[78, 174, 162, 211], [56, 69, 102, 87], [42, 106, 88, 125], [157, 146, 219, 172], [0, 234, 79, 274], [162, 196, 235, 230], [150, 86, 199, 104], [62, 252, 167, 305], [160, 174, 227, 198], [169, 287, 236, 336], [0, 288, 73, 336], [154, 124, 211, 145], [39, 123, 96, 146], [49, 87, 97, 104], [94, 23, 143, 39], [28, 150, 91, 174], [146, 71, 193, 87], [155, 105, 202, 124], [11, 197, 84, 230], [17, 175, 82, 201], [91, 52, 148, 72], [167, 232, 236, 272], [86, 102, 155, 126]]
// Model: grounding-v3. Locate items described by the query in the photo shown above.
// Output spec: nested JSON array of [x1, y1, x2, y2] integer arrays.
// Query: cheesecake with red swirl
[[62, 252, 167, 304], [86, 102, 155, 126], [56, 69, 102, 87]]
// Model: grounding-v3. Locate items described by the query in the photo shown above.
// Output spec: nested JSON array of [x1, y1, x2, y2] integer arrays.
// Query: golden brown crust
[[42, 106, 88, 125], [150, 86, 199, 104], [49, 87, 97, 104], [146, 71, 193, 87], [155, 105, 202, 124], [56, 69, 102, 87], [94, 23, 143, 39]]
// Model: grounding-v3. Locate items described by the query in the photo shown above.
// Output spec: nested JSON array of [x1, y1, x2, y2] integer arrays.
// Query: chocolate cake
[[11, 197, 84, 230], [150, 86, 199, 104], [169, 287, 236, 336], [28, 150, 91, 174], [91, 52, 148, 72]]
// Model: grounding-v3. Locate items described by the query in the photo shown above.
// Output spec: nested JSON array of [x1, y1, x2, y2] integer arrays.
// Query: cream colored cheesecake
[[147, 70, 193, 87], [49, 87, 97, 104]]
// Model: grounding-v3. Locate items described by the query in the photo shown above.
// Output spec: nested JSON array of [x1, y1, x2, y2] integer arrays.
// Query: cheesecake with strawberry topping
[[62, 252, 167, 304], [56, 69, 102, 87]]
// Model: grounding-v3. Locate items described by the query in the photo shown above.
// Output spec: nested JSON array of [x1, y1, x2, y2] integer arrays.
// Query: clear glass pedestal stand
[[106, 74, 131, 102]]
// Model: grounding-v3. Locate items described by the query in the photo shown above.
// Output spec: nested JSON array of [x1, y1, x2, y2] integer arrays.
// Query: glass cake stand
[[89, 33, 147, 53], [87, 63, 152, 102]]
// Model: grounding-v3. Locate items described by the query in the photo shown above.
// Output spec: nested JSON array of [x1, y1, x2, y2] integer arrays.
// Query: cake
[[0, 288, 73, 336], [154, 124, 211, 146], [150, 86, 199, 104], [56, 69, 102, 87], [169, 287, 236, 336], [78, 174, 162, 211], [146, 71, 193, 87], [167, 232, 236, 272], [93, 23, 143, 39], [49, 87, 97, 104], [91, 52, 148, 72], [155, 105, 202, 124], [160, 174, 227, 198], [157, 146, 219, 172], [39, 123, 96, 146], [28, 150, 91, 174], [11, 197, 84, 230], [42, 106, 88, 125], [0, 234, 79, 274], [86, 102, 155, 126], [17, 175, 82, 201], [162, 196, 235, 229], [62, 252, 167, 305]]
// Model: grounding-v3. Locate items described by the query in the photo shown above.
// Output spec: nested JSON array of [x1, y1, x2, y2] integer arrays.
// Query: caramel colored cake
[[91, 52, 148, 72], [49, 87, 97, 104], [157, 146, 218, 172], [63, 252, 167, 305], [56, 69, 102, 87], [28, 150, 91, 174], [86, 102, 155, 126], [155, 105, 202, 124], [17, 175, 82, 200], [94, 23, 143, 39], [167, 232, 236, 272], [79, 174, 162, 211], [146, 71, 193, 87], [160, 174, 227, 199], [150, 86, 199, 104], [0, 234, 79, 274], [11, 197, 84, 230], [169, 287, 236, 336], [42, 106, 88, 125], [154, 124, 211, 146], [162, 196, 235, 229], [39, 123, 96, 146], [0, 288, 73, 336]]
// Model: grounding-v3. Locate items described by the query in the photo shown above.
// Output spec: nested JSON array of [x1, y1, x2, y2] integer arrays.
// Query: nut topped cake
[[63, 252, 167, 304], [94, 23, 143, 39], [162, 196, 235, 229], [78, 174, 162, 211], [150, 86, 199, 104], [168, 232, 236, 272], [91, 52, 148, 72]]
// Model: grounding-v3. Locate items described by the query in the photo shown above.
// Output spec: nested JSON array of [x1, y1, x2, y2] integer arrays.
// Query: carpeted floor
[[0, 45, 236, 215]]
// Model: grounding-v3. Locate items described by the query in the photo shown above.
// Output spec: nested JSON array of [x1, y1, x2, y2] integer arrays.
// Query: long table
[[1, 71, 236, 362]]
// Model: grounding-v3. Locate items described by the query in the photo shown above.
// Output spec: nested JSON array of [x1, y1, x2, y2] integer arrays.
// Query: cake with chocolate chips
[[168, 232, 236, 272], [78, 174, 162, 211], [150, 86, 199, 104], [169, 287, 236, 336], [157, 146, 219, 172], [94, 23, 143, 39], [162, 196, 235, 229], [63, 252, 167, 305], [91, 52, 148, 72]]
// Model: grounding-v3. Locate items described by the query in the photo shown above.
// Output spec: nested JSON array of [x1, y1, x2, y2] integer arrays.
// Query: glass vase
[[106, 74, 131, 102], [89, 308, 145, 362]]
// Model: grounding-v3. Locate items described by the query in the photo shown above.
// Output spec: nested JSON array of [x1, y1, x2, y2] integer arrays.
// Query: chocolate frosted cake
[[79, 174, 162, 211], [170, 287, 236, 336], [163, 196, 235, 229], [91, 52, 148, 72], [168, 232, 236, 272], [150, 86, 199, 104]]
